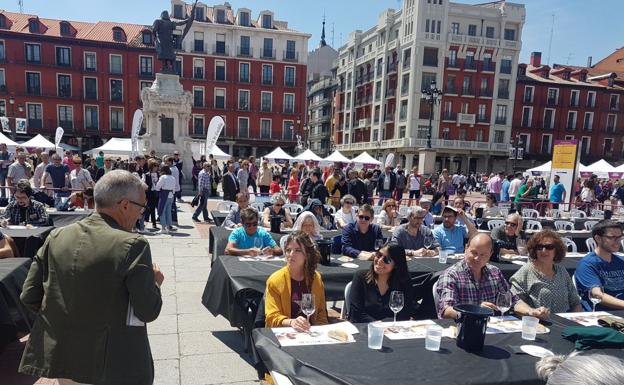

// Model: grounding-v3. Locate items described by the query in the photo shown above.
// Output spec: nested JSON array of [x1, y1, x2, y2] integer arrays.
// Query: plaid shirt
[[197, 169, 211, 191], [2, 199, 49, 226], [436, 259, 519, 318]]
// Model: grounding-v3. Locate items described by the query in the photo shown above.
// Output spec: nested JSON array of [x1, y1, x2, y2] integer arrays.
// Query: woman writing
[[265, 231, 329, 330]]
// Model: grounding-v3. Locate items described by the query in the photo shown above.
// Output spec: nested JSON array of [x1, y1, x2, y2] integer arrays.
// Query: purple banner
[[609, 172, 623, 179], [580, 171, 593, 178]]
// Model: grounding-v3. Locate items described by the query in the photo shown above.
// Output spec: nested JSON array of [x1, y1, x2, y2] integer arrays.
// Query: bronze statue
[[152, 0, 197, 74]]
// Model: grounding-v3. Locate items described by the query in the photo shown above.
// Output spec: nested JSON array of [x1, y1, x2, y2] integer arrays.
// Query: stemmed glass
[[589, 288, 603, 312], [254, 236, 264, 258], [424, 236, 432, 250], [301, 293, 316, 324], [389, 291, 404, 326], [476, 218, 483, 229], [496, 291, 512, 316]]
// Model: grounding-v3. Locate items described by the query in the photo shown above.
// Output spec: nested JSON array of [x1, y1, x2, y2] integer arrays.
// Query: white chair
[[561, 237, 577, 253], [570, 209, 587, 218], [216, 201, 237, 212], [525, 220, 542, 230], [280, 236, 288, 251], [572, 273, 577, 290], [270, 371, 295, 385], [522, 209, 540, 219], [251, 202, 266, 213], [340, 281, 353, 319], [591, 209, 605, 218], [549, 209, 561, 219], [621, 239, 624, 252], [499, 208, 509, 217], [399, 206, 410, 217], [487, 219, 505, 230], [373, 206, 383, 215], [554, 220, 574, 231], [324, 204, 336, 215], [585, 220, 599, 231], [432, 279, 440, 311], [586, 238, 597, 252], [284, 203, 303, 215]]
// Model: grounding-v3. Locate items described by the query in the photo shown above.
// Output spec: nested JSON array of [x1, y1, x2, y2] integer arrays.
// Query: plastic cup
[[367, 322, 385, 350], [439, 250, 448, 264], [521, 316, 539, 341], [425, 325, 443, 351]]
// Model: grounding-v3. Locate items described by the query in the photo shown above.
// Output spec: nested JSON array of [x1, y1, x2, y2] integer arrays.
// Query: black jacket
[[377, 172, 397, 193], [222, 172, 240, 202], [310, 181, 329, 203], [348, 179, 368, 204]]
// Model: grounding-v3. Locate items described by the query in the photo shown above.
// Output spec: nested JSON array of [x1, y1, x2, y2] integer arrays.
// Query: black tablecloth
[[49, 210, 92, 227], [0, 258, 32, 350], [253, 319, 624, 385], [3, 226, 53, 258]]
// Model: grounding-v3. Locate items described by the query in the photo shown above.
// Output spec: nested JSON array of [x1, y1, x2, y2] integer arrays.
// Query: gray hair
[[407, 206, 427, 218], [340, 194, 356, 206], [536, 352, 624, 385], [270, 192, 287, 204], [94, 170, 147, 209], [51, 153, 61, 161], [507, 212, 523, 235]]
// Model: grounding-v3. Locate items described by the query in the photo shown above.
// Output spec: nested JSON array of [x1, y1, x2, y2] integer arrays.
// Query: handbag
[[191, 194, 200, 207]]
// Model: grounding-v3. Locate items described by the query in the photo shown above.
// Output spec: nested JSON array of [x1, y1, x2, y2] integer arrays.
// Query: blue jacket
[[341, 222, 383, 258]]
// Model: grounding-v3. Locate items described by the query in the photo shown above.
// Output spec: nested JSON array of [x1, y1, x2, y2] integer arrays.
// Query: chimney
[[530, 52, 542, 67], [587, 56, 593, 67]]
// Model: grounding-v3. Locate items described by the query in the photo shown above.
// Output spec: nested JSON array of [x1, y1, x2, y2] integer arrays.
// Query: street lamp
[[420, 80, 443, 149]]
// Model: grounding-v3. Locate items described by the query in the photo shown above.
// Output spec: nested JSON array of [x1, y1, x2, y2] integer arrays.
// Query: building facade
[[333, 0, 524, 174], [512, 52, 624, 169]]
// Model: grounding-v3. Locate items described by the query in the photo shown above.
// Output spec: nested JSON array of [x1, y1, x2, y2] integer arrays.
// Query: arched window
[[142, 30, 153, 45], [60, 21, 72, 36], [112, 27, 126, 42]]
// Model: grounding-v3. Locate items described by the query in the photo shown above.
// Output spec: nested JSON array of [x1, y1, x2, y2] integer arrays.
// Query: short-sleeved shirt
[[335, 207, 357, 227], [501, 180, 511, 202], [510, 263, 580, 313], [7, 162, 31, 181], [227, 227, 276, 249], [45, 164, 69, 188], [95, 155, 105, 168], [432, 223, 468, 253], [391, 224, 438, 251], [549, 183, 565, 203], [575, 252, 624, 311]]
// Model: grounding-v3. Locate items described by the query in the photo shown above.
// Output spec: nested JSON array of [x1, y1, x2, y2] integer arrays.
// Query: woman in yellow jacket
[[265, 231, 328, 330]]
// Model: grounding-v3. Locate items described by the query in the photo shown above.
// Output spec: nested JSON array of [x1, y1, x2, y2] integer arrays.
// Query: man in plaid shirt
[[436, 233, 549, 320], [1, 179, 49, 226], [192, 162, 212, 222]]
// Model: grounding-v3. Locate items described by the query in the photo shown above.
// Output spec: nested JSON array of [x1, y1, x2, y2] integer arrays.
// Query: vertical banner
[[550, 140, 579, 211], [55, 127, 64, 155], [130, 109, 144, 159], [205, 116, 225, 156], [0, 117, 9, 133], [15, 118, 27, 134]]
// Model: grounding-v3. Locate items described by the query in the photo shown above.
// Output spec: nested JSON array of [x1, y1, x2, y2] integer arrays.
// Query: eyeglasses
[[505, 222, 518, 228], [243, 222, 259, 228], [536, 244, 556, 251], [601, 234, 623, 241], [274, 203, 284, 207], [374, 252, 393, 265], [120, 199, 147, 213], [344, 201, 354, 205], [358, 215, 371, 221]]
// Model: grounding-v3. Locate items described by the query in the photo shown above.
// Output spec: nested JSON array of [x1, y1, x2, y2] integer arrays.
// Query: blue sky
[[6, 0, 623, 66]]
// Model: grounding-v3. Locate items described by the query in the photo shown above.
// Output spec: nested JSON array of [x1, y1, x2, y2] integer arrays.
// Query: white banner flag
[[131, 109, 144, 159], [55, 127, 64, 155], [15, 118, 26, 134], [205, 116, 225, 156]]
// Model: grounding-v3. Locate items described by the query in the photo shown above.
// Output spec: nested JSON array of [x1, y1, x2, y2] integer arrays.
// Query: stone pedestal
[[418, 148, 436, 176], [141, 73, 194, 178]]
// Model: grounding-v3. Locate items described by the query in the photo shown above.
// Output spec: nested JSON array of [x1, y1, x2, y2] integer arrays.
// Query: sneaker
[[168, 226, 177, 232], [192, 217, 200, 222], [161, 228, 169, 235]]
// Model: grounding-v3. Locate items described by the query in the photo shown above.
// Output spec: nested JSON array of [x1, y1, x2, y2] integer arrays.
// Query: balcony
[[212, 44, 230, 56], [355, 97, 372, 107], [387, 62, 397, 74], [461, 87, 475, 96], [358, 118, 371, 127], [497, 90, 509, 99], [193, 41, 206, 53], [26, 87, 41, 96], [261, 78, 273, 86], [523, 96, 533, 103], [384, 113, 394, 122], [0, 85, 7, 95], [237, 46, 253, 58], [457, 113, 476, 125], [403, 60, 411, 70], [610, 104, 619, 111], [443, 112, 457, 121], [445, 86, 457, 95], [261, 104, 272, 113], [479, 89, 493, 98], [283, 51, 298, 62], [464, 60, 476, 71], [385, 88, 396, 98], [447, 60, 459, 69], [139, 70, 154, 78], [59, 120, 73, 130], [482, 62, 495, 72], [500, 65, 512, 74], [547, 98, 558, 106], [261, 49, 276, 60], [336, 137, 511, 153], [495, 117, 507, 125], [566, 123, 576, 131], [194, 69, 204, 79], [477, 115, 489, 123]]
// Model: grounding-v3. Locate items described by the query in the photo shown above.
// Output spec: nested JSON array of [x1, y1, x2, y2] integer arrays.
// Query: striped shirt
[[197, 169, 211, 191]]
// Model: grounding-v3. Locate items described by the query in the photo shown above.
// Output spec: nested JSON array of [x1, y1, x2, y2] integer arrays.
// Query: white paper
[[487, 316, 549, 334], [272, 321, 359, 347], [381, 320, 437, 340], [126, 304, 145, 327], [556, 311, 620, 327], [238, 256, 284, 262]]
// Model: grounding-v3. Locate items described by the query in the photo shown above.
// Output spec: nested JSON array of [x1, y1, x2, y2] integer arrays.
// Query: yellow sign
[[552, 142, 577, 169]]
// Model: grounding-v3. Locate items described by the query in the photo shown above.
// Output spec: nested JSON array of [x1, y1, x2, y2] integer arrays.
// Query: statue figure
[[152, 0, 197, 74]]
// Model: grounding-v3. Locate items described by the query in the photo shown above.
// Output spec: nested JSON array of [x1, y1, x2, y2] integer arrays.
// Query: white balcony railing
[[335, 137, 511, 153]]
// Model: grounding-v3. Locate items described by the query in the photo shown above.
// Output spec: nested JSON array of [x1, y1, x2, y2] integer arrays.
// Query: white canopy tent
[[351, 151, 382, 167], [263, 147, 293, 162], [614, 163, 624, 173], [21, 134, 55, 150], [293, 149, 323, 162], [84, 138, 137, 158], [320, 150, 351, 166], [0, 132, 19, 147], [207, 145, 230, 160], [579, 159, 616, 179], [525, 161, 552, 176], [191, 141, 230, 161]]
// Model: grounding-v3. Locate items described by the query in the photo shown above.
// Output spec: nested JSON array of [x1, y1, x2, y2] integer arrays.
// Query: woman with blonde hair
[[376, 198, 401, 230]]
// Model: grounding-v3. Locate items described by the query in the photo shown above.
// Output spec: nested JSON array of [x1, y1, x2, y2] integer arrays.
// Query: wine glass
[[496, 291, 512, 316], [423, 236, 433, 250], [301, 293, 316, 324], [516, 238, 528, 256], [375, 238, 385, 250], [389, 291, 404, 326], [589, 288, 603, 312], [476, 218, 483, 229], [254, 236, 264, 257]]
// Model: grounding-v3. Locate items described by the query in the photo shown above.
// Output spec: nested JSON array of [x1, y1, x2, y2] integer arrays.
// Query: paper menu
[[238, 256, 285, 262], [379, 320, 455, 340], [272, 321, 359, 347], [557, 311, 620, 327]]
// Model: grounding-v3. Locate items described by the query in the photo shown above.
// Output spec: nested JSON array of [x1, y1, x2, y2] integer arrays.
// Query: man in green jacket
[[19, 170, 164, 385]]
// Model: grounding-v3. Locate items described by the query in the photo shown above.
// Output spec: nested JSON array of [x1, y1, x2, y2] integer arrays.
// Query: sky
[[4, 0, 623, 67]]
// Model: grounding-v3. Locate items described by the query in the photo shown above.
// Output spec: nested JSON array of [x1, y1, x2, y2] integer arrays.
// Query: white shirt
[[70, 168, 93, 190], [508, 178, 523, 197], [33, 161, 50, 190], [335, 207, 357, 227], [156, 174, 176, 198], [170, 166, 181, 192], [383, 173, 391, 190], [409, 175, 420, 191]]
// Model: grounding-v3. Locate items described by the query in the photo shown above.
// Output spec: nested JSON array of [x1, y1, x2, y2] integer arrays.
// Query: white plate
[[520, 345, 554, 358], [7, 225, 30, 230], [341, 263, 359, 268]]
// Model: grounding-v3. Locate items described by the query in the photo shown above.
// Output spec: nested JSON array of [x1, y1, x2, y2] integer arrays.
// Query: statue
[[152, 0, 197, 74]]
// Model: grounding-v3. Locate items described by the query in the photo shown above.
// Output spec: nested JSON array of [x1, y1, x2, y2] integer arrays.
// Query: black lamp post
[[420, 80, 443, 149]]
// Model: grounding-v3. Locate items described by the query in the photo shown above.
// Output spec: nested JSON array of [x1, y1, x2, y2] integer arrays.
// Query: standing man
[[172, 151, 184, 203], [407, 168, 421, 206], [192, 162, 211, 222], [508, 173, 524, 203], [258, 160, 272, 196], [222, 163, 240, 202], [347, 169, 368, 205], [19, 170, 164, 385], [0, 143, 13, 198], [548, 174, 567, 209], [500, 174, 512, 203], [377, 166, 396, 205], [95, 150, 105, 169], [437, 169, 450, 205], [164, 156, 180, 224], [7, 152, 32, 191], [489, 172, 503, 202], [42, 154, 70, 201], [95, 157, 115, 181], [248, 156, 258, 195]]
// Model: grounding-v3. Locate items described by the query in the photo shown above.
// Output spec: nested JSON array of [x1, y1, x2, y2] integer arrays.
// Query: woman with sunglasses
[[491, 213, 524, 257], [510, 230, 582, 313], [265, 231, 328, 330], [376, 198, 401, 230], [335, 194, 358, 229], [348, 243, 416, 322], [262, 193, 294, 229]]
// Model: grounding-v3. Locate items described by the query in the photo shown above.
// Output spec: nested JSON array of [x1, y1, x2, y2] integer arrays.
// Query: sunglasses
[[344, 201, 354, 205], [358, 215, 371, 221], [274, 203, 284, 207], [374, 252, 393, 264], [536, 244, 556, 251], [73, 162, 82, 165], [505, 222, 518, 228], [243, 222, 258, 228]]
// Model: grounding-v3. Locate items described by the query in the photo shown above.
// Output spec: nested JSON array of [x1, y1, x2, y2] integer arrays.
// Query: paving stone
[[149, 334, 179, 360], [174, 246, 211, 257], [177, 313, 234, 333], [175, 267, 211, 283], [176, 294, 207, 314], [179, 331, 245, 356], [148, 314, 178, 335], [180, 353, 258, 385], [153, 359, 180, 385]]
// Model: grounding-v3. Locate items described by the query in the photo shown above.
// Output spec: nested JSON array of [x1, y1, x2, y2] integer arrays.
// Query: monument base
[[418, 148, 436, 176]]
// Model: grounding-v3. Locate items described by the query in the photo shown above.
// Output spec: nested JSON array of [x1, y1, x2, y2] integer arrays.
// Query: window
[[497, 79, 509, 99], [547, 88, 558, 105], [140, 81, 152, 92], [0, 15, 6, 29], [451, 23, 459, 34], [495, 104, 507, 124], [0, 41, 4, 61], [421, 72, 436, 91], [58, 106, 73, 129], [194, 31, 204, 52], [521, 107, 532, 127], [283, 121, 294, 140], [215, 60, 226, 81], [401, 73, 410, 96], [283, 94, 294, 113], [110, 79, 123, 102], [261, 119, 271, 138], [610, 94, 619, 110], [543, 109, 554, 129], [239, 12, 250, 27], [494, 130, 505, 143], [423, 47, 438, 67], [570, 90, 579, 107], [238, 118, 249, 138], [215, 33, 226, 55], [604, 138, 613, 156], [523, 86, 533, 103], [142, 31, 152, 45], [84, 77, 97, 100], [262, 65, 273, 85], [399, 100, 408, 121], [567, 111, 577, 130], [238, 90, 249, 110], [84, 52, 96, 71], [0, 69, 4, 89], [239, 36, 250, 56], [85, 106, 98, 130], [239, 62, 250, 82], [110, 55, 122, 74], [25, 72, 41, 95], [140, 57, 153, 76], [518, 134, 530, 154], [607, 114, 616, 132], [214, 89, 225, 109], [25, 43, 41, 63], [462, 76, 472, 95], [29, 19, 39, 33], [444, 75, 456, 94], [27, 103, 42, 129], [174, 59, 182, 76], [193, 88, 204, 107], [57, 74, 71, 97], [581, 137, 591, 155], [447, 50, 457, 67], [483, 55, 494, 71], [216, 9, 226, 23], [262, 38, 274, 58], [468, 24, 477, 36], [110, 108, 124, 132], [112, 28, 124, 42], [56, 47, 71, 66], [541, 135, 552, 153], [500, 58, 512, 74], [261, 92, 272, 112], [193, 59, 204, 79], [375, 81, 381, 100], [285, 67, 295, 87], [486, 26, 495, 38], [262, 14, 272, 29], [193, 116, 205, 135], [284, 40, 297, 61], [195, 7, 205, 21], [504, 28, 516, 41], [478, 104, 487, 122], [584, 112, 594, 131], [587, 91, 596, 107], [479, 78, 489, 96], [173, 4, 184, 18]]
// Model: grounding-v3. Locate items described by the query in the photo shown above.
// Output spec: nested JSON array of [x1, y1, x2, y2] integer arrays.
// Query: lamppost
[[510, 134, 524, 172], [420, 80, 443, 149]]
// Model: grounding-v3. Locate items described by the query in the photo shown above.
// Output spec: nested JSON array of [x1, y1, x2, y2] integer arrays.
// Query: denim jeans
[[161, 197, 173, 227], [378, 191, 392, 205], [193, 189, 210, 220], [0, 168, 7, 198]]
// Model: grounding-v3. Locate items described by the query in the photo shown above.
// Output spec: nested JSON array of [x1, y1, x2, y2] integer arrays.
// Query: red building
[[512, 52, 624, 168]]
